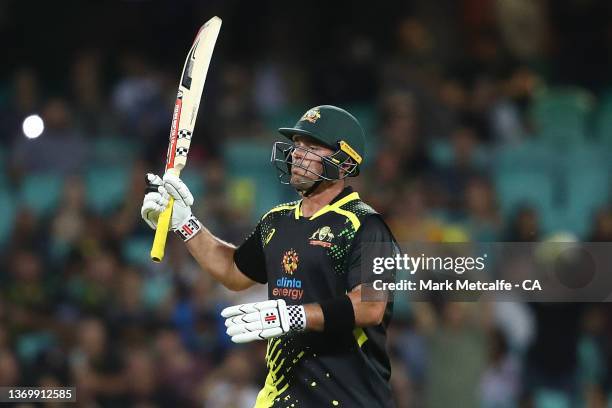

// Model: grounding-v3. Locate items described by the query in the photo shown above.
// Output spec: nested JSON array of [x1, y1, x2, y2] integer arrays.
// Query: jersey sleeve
[[233, 221, 268, 284], [346, 214, 399, 290]]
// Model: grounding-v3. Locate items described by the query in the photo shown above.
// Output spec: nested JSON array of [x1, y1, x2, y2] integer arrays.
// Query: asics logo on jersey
[[264, 228, 276, 246]]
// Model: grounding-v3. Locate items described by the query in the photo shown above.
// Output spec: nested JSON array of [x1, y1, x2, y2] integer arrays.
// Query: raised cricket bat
[[151, 16, 222, 262]]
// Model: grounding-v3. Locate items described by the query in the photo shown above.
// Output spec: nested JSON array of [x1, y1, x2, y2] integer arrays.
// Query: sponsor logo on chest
[[272, 249, 304, 300]]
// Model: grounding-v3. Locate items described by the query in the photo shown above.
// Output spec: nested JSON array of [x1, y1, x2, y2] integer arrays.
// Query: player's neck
[[299, 182, 345, 217]]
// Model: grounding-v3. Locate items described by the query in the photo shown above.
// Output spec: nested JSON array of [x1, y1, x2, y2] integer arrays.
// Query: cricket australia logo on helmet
[[282, 249, 299, 275], [300, 108, 321, 123]]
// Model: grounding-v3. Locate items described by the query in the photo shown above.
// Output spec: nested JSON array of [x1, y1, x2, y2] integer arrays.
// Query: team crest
[[300, 108, 321, 123], [282, 249, 299, 275], [309, 226, 335, 248]]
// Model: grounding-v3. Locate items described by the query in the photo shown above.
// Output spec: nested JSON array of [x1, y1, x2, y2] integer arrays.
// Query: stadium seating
[[430, 138, 490, 169], [564, 144, 610, 236], [123, 235, 152, 266], [85, 165, 130, 214], [494, 170, 555, 232], [530, 87, 594, 148], [92, 136, 142, 165], [181, 167, 207, 199], [19, 172, 63, 216], [493, 138, 610, 238], [494, 140, 557, 174], [0, 189, 15, 246], [533, 388, 571, 408], [223, 141, 285, 219], [594, 91, 612, 148]]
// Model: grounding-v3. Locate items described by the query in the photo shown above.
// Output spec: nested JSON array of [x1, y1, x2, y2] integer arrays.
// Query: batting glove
[[221, 299, 307, 343], [141, 173, 202, 241]]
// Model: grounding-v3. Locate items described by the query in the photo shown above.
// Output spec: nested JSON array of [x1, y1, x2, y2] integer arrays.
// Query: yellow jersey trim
[[353, 327, 368, 347], [292, 192, 361, 229], [294, 203, 301, 219], [308, 192, 361, 230], [262, 203, 299, 221]]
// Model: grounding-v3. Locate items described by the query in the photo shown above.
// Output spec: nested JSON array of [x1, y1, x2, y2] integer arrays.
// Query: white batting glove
[[221, 299, 307, 343], [141, 173, 202, 241]]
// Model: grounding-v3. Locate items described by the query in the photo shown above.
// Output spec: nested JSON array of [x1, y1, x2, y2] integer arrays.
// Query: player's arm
[[302, 284, 386, 331], [141, 173, 258, 291], [184, 228, 257, 291]]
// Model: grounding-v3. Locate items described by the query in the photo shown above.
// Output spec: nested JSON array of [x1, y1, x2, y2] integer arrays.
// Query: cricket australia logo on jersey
[[309, 226, 335, 248], [273, 249, 303, 300]]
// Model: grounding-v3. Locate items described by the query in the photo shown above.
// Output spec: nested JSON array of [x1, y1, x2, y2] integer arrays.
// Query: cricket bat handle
[[151, 196, 174, 262]]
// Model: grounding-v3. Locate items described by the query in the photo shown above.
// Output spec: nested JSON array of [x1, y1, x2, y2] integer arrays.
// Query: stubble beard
[[290, 174, 316, 192]]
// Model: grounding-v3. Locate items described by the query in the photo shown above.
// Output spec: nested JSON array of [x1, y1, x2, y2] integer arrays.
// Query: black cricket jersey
[[234, 187, 397, 408]]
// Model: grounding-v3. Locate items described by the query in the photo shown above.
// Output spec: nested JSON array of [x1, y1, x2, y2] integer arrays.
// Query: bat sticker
[[181, 47, 196, 90], [178, 129, 192, 140]]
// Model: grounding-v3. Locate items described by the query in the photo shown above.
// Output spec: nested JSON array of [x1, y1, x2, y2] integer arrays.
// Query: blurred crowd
[[2, 0, 612, 407]]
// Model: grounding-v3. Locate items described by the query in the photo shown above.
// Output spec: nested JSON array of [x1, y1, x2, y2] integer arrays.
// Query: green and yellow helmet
[[272, 105, 366, 183]]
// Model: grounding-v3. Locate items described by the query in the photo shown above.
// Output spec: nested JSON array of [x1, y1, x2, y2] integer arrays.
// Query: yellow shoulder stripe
[[262, 203, 298, 220], [333, 191, 360, 208], [294, 201, 302, 219], [309, 192, 361, 230]]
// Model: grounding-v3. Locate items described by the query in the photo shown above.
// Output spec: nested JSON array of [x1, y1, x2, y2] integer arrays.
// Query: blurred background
[[1, 0, 612, 406]]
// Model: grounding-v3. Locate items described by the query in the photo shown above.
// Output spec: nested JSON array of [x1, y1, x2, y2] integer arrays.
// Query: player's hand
[[221, 299, 306, 343], [140, 173, 193, 231]]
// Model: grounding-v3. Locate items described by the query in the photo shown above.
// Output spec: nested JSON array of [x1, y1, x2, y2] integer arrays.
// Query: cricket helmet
[[271, 105, 366, 186]]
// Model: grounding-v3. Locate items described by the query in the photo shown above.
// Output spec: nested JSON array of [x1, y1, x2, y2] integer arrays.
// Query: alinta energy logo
[[282, 249, 299, 275], [274, 249, 304, 300]]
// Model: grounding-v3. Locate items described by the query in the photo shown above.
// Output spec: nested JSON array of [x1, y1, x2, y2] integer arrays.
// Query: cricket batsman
[[141, 105, 398, 407]]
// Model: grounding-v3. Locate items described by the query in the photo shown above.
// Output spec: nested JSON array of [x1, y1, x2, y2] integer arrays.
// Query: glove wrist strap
[[287, 305, 307, 332], [174, 214, 202, 242]]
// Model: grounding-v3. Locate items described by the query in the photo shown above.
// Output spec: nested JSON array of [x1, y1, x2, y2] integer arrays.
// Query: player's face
[[290, 135, 334, 191]]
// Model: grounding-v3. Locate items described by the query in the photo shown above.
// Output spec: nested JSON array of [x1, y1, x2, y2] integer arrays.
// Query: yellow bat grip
[[150, 196, 174, 262]]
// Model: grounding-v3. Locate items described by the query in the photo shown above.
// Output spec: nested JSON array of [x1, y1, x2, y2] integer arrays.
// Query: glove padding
[[140, 173, 194, 230], [221, 300, 306, 343]]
